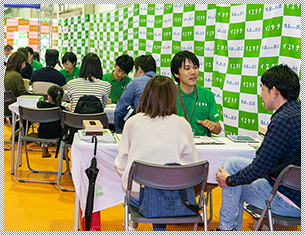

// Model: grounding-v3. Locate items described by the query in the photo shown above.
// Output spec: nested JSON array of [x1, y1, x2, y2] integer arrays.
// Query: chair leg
[[57, 142, 75, 192], [202, 195, 208, 231], [266, 200, 274, 231], [124, 196, 129, 231]]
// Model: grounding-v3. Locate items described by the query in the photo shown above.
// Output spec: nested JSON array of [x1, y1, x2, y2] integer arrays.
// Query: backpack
[[55, 95, 104, 158], [74, 95, 104, 114]]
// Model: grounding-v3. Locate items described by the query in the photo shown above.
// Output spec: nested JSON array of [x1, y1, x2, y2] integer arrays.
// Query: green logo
[[147, 28, 154, 40], [205, 25, 215, 41], [280, 36, 301, 59], [228, 22, 245, 40], [204, 57, 214, 73], [161, 54, 171, 67], [212, 71, 225, 89], [258, 57, 279, 76], [227, 58, 243, 75], [223, 91, 240, 110], [246, 4, 264, 21], [164, 4, 173, 14], [172, 41, 181, 54], [162, 27, 172, 41], [238, 111, 258, 131], [216, 6, 230, 23], [182, 26, 194, 41], [194, 41, 204, 57], [173, 13, 183, 27], [214, 39, 228, 57], [139, 15, 147, 27], [240, 75, 257, 94], [195, 11, 207, 26], [284, 4, 301, 16], [154, 15, 163, 28], [262, 17, 283, 38], [147, 4, 155, 15], [152, 41, 162, 54], [244, 39, 261, 57]]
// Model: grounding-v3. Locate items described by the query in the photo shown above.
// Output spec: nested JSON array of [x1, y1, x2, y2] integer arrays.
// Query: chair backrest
[[62, 110, 109, 129], [4, 90, 15, 103], [19, 106, 62, 123], [127, 160, 209, 191], [271, 164, 301, 196]]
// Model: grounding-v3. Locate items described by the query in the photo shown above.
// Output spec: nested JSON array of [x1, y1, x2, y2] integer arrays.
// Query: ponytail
[[47, 85, 64, 107]]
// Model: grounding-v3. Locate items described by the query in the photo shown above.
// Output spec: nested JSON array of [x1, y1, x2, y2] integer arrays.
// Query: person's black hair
[[47, 85, 64, 107], [45, 49, 59, 67], [17, 48, 29, 61], [26, 46, 34, 55], [4, 44, 13, 50], [170, 50, 200, 84], [115, 54, 134, 74], [79, 53, 103, 81], [62, 52, 77, 66], [33, 52, 40, 62], [261, 64, 300, 100], [134, 55, 156, 73]]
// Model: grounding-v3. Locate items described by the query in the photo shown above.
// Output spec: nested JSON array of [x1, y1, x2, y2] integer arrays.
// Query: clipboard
[[193, 136, 225, 145], [227, 135, 259, 143]]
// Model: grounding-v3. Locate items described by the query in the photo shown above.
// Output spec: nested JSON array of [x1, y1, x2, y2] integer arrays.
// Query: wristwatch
[[226, 176, 233, 187]]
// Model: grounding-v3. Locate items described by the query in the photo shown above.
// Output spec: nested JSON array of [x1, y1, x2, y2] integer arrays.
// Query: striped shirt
[[66, 78, 111, 112]]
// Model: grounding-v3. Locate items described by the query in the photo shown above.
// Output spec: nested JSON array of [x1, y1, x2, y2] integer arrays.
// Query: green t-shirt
[[102, 72, 132, 103], [176, 85, 220, 136], [31, 60, 43, 72], [59, 66, 80, 83]]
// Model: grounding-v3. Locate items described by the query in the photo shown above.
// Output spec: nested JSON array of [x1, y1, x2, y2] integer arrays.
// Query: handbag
[[118, 105, 135, 130], [138, 185, 199, 218]]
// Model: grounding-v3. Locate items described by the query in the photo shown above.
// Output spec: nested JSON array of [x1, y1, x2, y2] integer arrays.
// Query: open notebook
[[193, 136, 225, 145]]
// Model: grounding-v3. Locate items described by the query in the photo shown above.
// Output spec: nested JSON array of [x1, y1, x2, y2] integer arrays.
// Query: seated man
[[31, 49, 66, 95], [59, 52, 80, 83], [215, 64, 301, 231], [114, 55, 157, 132], [171, 50, 221, 136], [102, 54, 134, 104]]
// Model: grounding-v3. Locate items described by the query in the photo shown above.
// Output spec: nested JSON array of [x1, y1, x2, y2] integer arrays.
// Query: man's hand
[[107, 98, 112, 105], [216, 167, 230, 187], [197, 120, 221, 134]]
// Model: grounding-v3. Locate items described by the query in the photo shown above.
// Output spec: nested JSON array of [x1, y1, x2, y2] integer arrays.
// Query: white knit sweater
[[114, 113, 198, 197]]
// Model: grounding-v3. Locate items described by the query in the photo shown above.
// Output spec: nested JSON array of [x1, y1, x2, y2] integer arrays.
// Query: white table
[[71, 134, 257, 227], [8, 102, 116, 175]]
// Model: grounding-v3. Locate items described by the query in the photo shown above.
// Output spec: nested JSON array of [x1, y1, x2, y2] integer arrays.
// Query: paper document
[[193, 136, 225, 145]]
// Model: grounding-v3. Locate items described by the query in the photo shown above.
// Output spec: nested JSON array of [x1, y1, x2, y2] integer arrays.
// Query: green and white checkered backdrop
[[60, 4, 301, 137]]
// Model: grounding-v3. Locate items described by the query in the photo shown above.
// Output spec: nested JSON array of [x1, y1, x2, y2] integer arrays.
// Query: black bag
[[55, 95, 104, 158], [118, 105, 135, 130], [267, 146, 300, 179], [138, 163, 199, 218]]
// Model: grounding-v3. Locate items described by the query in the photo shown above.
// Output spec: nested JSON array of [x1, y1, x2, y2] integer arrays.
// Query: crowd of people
[[4, 44, 301, 231]]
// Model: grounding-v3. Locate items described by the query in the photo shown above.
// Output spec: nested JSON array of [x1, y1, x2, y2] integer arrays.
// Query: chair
[[14, 106, 66, 184], [56, 110, 109, 191], [124, 160, 209, 231], [244, 165, 301, 231], [4, 91, 16, 150]]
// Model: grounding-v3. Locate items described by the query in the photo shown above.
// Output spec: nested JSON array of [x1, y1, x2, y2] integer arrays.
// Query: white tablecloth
[[8, 102, 116, 124], [71, 134, 257, 215]]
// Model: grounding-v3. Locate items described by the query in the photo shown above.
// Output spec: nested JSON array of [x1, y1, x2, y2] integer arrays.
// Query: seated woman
[[66, 53, 111, 112], [37, 85, 68, 158], [17, 47, 33, 80], [114, 75, 198, 231]]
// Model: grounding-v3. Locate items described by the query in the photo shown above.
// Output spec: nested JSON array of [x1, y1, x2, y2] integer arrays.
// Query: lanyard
[[177, 85, 198, 122], [110, 71, 126, 102]]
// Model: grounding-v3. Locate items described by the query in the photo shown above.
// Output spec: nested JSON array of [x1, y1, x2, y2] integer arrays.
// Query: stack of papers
[[78, 129, 116, 143], [193, 136, 225, 145]]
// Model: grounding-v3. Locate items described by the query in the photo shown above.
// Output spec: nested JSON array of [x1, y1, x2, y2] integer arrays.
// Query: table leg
[[74, 193, 80, 231], [11, 112, 16, 175]]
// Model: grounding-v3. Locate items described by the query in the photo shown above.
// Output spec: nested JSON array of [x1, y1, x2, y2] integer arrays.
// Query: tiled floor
[[3, 120, 300, 231]]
